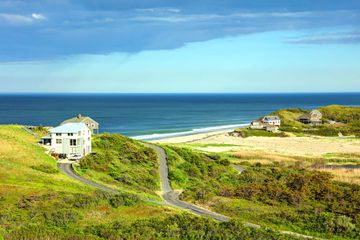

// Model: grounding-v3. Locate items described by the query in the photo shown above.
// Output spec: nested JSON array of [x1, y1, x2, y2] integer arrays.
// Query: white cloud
[[287, 32, 360, 44], [135, 8, 181, 13], [0, 12, 46, 25], [0, 13, 33, 24], [32, 13, 46, 20], [132, 14, 221, 23]]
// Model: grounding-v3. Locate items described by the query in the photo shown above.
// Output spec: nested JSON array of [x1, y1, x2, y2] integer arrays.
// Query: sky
[[0, 0, 360, 93]]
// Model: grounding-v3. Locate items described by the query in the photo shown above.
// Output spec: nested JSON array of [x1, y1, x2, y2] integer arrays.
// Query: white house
[[42, 123, 92, 158], [262, 116, 281, 126], [249, 121, 265, 130]]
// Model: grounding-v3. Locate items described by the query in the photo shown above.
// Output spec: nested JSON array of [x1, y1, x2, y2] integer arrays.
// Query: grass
[[234, 128, 287, 137], [0, 125, 172, 239], [0, 125, 90, 194], [318, 168, 360, 185], [277, 105, 360, 137], [77, 134, 161, 200], [162, 144, 360, 239], [233, 105, 360, 137]]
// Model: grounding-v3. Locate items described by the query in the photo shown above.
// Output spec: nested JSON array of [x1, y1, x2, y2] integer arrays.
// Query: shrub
[[44, 209, 80, 228], [218, 158, 230, 166], [109, 193, 141, 208]]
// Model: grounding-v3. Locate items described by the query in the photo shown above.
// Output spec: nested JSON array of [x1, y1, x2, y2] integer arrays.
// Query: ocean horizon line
[[0, 91, 360, 95]]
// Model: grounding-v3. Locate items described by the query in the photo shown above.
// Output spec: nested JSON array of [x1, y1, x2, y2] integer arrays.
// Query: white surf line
[[133, 123, 249, 140]]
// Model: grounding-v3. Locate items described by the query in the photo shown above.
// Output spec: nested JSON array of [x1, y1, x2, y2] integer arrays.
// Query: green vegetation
[[0, 125, 171, 239], [77, 134, 160, 197], [164, 145, 360, 239], [234, 128, 288, 137], [31, 164, 59, 174], [164, 145, 236, 193], [29, 125, 49, 137], [2, 124, 360, 239], [319, 105, 360, 124], [249, 105, 360, 137]]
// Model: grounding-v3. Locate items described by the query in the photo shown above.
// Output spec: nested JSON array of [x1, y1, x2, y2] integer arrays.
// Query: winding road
[[57, 162, 162, 204], [147, 144, 230, 222], [57, 144, 320, 239]]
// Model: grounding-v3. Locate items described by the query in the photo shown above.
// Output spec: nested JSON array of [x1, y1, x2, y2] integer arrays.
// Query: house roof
[[61, 114, 99, 126], [299, 113, 311, 119], [263, 116, 280, 121], [50, 123, 87, 133], [299, 110, 322, 120]]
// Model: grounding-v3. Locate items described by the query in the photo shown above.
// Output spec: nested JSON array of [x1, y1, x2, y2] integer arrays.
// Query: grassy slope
[[0, 125, 170, 239], [163, 145, 360, 239], [1, 125, 300, 240], [76, 134, 161, 200], [234, 105, 360, 137]]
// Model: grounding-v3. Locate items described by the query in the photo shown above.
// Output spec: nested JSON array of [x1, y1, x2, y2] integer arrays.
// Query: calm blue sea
[[0, 93, 359, 139]]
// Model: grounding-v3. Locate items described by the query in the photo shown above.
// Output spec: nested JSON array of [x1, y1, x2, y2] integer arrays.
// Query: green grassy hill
[[76, 134, 161, 200], [0, 125, 171, 239], [236, 105, 360, 137], [163, 145, 360, 239], [277, 105, 360, 136], [1, 125, 294, 239]]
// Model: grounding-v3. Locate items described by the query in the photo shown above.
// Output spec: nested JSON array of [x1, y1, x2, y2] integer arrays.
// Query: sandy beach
[[152, 129, 360, 156]]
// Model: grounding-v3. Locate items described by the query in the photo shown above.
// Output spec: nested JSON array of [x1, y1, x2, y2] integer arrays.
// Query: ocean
[[0, 93, 359, 139]]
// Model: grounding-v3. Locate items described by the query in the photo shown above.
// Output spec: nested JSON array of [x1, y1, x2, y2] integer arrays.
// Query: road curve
[[147, 144, 230, 222], [58, 163, 119, 194], [57, 145, 320, 239], [148, 145, 322, 239], [57, 162, 162, 204]]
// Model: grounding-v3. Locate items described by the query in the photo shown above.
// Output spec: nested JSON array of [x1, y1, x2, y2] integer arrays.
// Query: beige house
[[298, 110, 322, 125], [61, 114, 99, 134]]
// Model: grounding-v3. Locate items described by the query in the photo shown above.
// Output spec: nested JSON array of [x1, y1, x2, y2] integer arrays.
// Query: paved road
[[58, 163, 120, 194], [57, 144, 320, 239], [147, 144, 230, 222], [57, 162, 162, 204]]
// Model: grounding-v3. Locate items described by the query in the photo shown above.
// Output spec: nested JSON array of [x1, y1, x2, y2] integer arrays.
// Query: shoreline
[[147, 128, 235, 144], [133, 123, 248, 141]]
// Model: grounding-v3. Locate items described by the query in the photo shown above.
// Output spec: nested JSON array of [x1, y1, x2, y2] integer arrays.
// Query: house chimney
[[77, 114, 82, 119]]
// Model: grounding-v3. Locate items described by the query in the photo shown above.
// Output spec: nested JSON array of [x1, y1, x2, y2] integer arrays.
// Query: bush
[[217, 158, 230, 166], [109, 193, 141, 208], [78, 134, 160, 193], [44, 209, 80, 228]]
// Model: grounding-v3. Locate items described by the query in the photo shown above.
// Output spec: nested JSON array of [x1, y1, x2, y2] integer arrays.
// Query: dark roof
[[299, 113, 311, 120], [263, 116, 280, 121], [61, 114, 99, 126]]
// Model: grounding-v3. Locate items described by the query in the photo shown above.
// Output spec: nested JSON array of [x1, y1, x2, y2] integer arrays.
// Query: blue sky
[[0, 0, 359, 92]]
